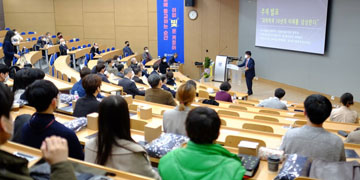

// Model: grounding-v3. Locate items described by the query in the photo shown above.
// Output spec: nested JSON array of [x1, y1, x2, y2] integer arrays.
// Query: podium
[[214, 55, 243, 85]]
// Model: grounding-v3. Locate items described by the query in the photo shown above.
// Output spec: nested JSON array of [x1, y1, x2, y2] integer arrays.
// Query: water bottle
[[232, 94, 237, 103], [173, 83, 177, 90], [74, 91, 79, 100]]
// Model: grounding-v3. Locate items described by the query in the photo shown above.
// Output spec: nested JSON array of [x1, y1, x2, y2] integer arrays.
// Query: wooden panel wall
[[3, 0, 158, 57], [184, 0, 239, 79], [3, 0, 239, 79]]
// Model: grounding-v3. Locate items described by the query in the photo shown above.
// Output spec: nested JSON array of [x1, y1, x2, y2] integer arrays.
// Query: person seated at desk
[[116, 63, 125, 78], [145, 74, 176, 106], [71, 67, 103, 99], [345, 128, 360, 144], [96, 64, 110, 83], [159, 57, 169, 74], [129, 57, 138, 70], [91, 59, 105, 74], [59, 38, 68, 55], [138, 63, 149, 78], [45, 32, 53, 45], [90, 43, 100, 57], [159, 107, 246, 179], [123, 41, 134, 56], [215, 82, 233, 103], [151, 63, 160, 76], [0, 64, 9, 84], [166, 71, 176, 86], [85, 96, 160, 179], [186, 80, 197, 90], [132, 67, 145, 84], [73, 74, 101, 118], [142, 46, 152, 64], [168, 53, 179, 66], [280, 94, 346, 162], [160, 75, 175, 97], [163, 83, 195, 136], [0, 83, 77, 179], [3, 30, 20, 67], [12, 68, 45, 101], [106, 59, 118, 75], [257, 88, 288, 110], [118, 68, 145, 97], [56, 32, 63, 44], [330, 93, 358, 124], [20, 80, 84, 160]]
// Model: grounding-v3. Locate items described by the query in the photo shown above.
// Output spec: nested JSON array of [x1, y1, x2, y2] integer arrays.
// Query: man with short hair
[[116, 63, 125, 78], [118, 68, 145, 97], [132, 67, 145, 84], [159, 107, 245, 179], [280, 94, 346, 162], [21, 80, 84, 160], [96, 64, 110, 83], [330, 93, 358, 123], [151, 63, 160, 76], [71, 67, 102, 98], [123, 41, 134, 56], [91, 59, 105, 74], [1, 83, 76, 180], [0, 64, 10, 84], [257, 88, 288, 110], [145, 74, 176, 106], [130, 57, 138, 70], [238, 51, 255, 95], [168, 53, 178, 66]]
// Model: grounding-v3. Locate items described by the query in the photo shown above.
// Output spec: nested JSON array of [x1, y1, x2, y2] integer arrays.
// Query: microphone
[[219, 46, 228, 55]]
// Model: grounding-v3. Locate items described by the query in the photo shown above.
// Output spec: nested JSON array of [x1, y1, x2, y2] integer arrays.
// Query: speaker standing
[[238, 51, 255, 95]]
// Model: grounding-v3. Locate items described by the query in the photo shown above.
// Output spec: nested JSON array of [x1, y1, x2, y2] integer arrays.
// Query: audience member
[[330, 93, 358, 123], [186, 80, 197, 90], [215, 82, 233, 102], [0, 83, 76, 179], [85, 96, 160, 179], [159, 107, 245, 179], [56, 32, 63, 44], [257, 88, 288, 110], [96, 64, 110, 83], [142, 46, 153, 64], [166, 71, 176, 86], [116, 63, 125, 78], [345, 128, 360, 144], [91, 59, 105, 74], [59, 38, 68, 55], [3, 30, 20, 67], [71, 67, 103, 98], [12, 68, 45, 101], [151, 63, 160, 76], [106, 59, 118, 75], [130, 58, 138, 70], [163, 83, 195, 135], [90, 43, 100, 57], [160, 75, 176, 97], [21, 80, 84, 160], [132, 67, 145, 84], [73, 74, 101, 117], [45, 32, 53, 45], [0, 64, 9, 84], [168, 53, 178, 66], [145, 74, 176, 106], [118, 68, 145, 97], [280, 94, 346, 162], [159, 57, 169, 74], [123, 41, 134, 56]]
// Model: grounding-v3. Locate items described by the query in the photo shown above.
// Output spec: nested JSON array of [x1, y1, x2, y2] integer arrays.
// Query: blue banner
[[157, 0, 184, 63]]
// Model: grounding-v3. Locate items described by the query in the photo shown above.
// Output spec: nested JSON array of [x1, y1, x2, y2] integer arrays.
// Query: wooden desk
[[24, 51, 42, 65], [119, 54, 138, 66], [0, 141, 152, 180], [0, 30, 7, 38], [18, 41, 37, 50], [68, 47, 91, 68], [44, 75, 73, 91], [40, 45, 60, 62], [145, 59, 159, 67], [0, 47, 4, 59], [94, 49, 123, 61], [54, 55, 122, 94]]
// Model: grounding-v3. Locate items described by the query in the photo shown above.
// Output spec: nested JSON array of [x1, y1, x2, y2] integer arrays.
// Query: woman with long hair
[[162, 83, 196, 136], [84, 96, 159, 179], [3, 30, 20, 67]]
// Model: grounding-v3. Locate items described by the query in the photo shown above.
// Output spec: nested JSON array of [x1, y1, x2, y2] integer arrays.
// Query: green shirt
[[159, 141, 246, 180]]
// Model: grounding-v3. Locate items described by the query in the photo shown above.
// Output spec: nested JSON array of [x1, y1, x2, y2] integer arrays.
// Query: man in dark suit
[[95, 64, 110, 83], [132, 67, 145, 84], [90, 43, 100, 57], [118, 68, 145, 97], [238, 51, 255, 95], [168, 53, 178, 66], [151, 63, 160, 76], [59, 39, 68, 55], [123, 41, 134, 56]]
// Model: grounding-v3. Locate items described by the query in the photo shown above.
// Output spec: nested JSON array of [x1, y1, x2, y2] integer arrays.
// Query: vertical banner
[[157, 0, 184, 63]]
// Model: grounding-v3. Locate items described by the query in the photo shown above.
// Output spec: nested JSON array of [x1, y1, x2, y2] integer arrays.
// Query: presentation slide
[[255, 0, 329, 54]]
